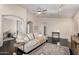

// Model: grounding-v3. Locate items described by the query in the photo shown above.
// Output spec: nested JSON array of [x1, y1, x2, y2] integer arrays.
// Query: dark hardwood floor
[[47, 37, 69, 47]]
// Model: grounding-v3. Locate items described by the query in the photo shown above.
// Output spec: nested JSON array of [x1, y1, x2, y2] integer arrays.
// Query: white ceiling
[[19, 4, 79, 18]]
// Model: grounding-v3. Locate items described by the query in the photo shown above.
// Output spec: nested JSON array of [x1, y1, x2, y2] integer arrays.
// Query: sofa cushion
[[34, 33, 39, 39], [36, 36, 44, 44], [27, 33, 34, 40], [25, 40, 37, 48], [24, 36, 30, 43]]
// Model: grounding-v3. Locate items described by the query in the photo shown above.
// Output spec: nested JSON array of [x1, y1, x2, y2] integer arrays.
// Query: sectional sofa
[[16, 33, 47, 53]]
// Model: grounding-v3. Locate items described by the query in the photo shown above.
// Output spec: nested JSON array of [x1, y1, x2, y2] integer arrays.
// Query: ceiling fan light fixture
[[37, 11, 41, 14]]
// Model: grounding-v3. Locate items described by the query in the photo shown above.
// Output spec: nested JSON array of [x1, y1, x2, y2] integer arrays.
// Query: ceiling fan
[[32, 8, 48, 14]]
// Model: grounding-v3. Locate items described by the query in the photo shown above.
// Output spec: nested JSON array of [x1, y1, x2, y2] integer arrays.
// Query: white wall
[[0, 5, 38, 47], [0, 5, 27, 47], [38, 18, 74, 42], [2, 18, 17, 33], [0, 15, 3, 47], [0, 5, 27, 33], [26, 10, 38, 33], [73, 11, 79, 35]]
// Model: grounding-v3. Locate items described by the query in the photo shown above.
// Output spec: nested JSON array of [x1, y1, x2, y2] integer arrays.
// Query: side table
[[14, 42, 25, 55]]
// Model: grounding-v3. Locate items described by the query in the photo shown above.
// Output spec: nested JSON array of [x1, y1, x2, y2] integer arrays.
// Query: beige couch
[[16, 33, 46, 53]]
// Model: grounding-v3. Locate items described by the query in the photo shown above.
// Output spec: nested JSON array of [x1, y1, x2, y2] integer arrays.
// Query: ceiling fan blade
[[43, 9, 48, 11], [32, 10, 36, 12]]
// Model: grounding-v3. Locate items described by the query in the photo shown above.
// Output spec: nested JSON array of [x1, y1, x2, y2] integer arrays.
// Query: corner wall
[[0, 5, 27, 47], [26, 10, 38, 33], [0, 5, 38, 47], [38, 18, 74, 42], [73, 11, 79, 35]]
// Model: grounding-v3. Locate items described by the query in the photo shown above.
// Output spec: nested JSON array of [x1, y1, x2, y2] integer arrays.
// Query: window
[[27, 21, 33, 33], [17, 21, 22, 34]]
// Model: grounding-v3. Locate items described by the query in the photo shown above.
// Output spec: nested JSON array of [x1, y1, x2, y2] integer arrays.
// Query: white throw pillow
[[27, 33, 34, 40], [24, 36, 30, 43], [34, 33, 39, 39]]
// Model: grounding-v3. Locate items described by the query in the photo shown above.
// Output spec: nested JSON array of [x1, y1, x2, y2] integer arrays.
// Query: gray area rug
[[29, 43, 70, 55]]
